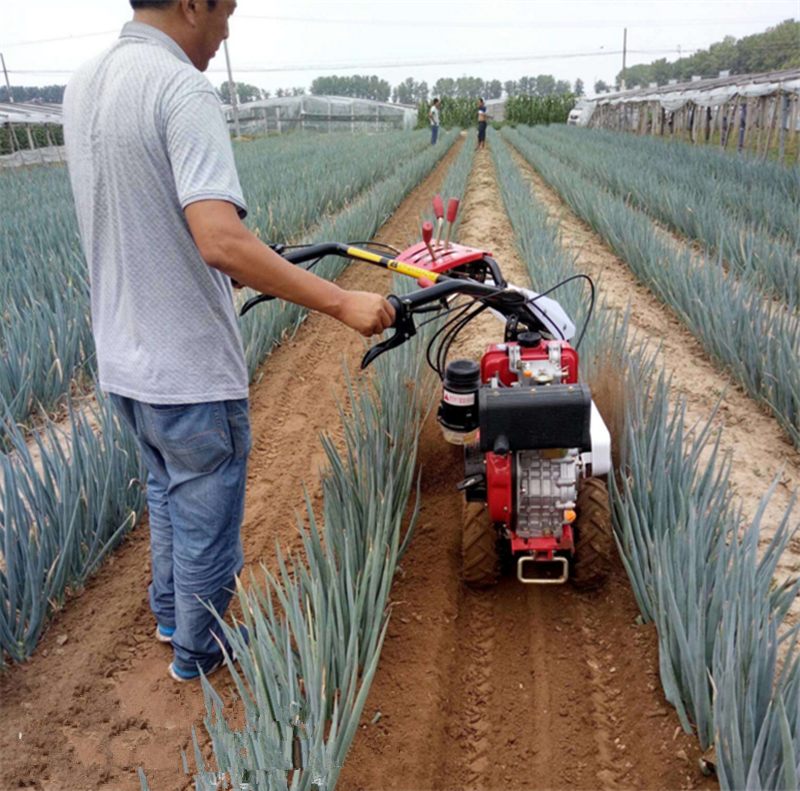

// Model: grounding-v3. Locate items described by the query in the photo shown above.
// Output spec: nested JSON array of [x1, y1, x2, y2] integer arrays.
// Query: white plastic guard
[[581, 400, 611, 477], [487, 283, 576, 341]]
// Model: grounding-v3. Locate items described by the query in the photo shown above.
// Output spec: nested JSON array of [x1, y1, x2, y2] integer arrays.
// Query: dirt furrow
[[340, 148, 711, 791], [507, 146, 800, 617], [0, 139, 464, 791]]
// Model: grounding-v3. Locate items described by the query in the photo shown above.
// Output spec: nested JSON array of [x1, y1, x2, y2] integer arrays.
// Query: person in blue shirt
[[477, 98, 487, 150]]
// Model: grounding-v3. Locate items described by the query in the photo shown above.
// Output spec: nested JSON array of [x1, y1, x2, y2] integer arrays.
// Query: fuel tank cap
[[518, 331, 542, 348]]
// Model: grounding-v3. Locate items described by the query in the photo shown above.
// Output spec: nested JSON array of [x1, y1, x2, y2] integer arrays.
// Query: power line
[[1, 30, 119, 48], [8, 47, 701, 77], [2, 14, 793, 48], [235, 13, 792, 31]]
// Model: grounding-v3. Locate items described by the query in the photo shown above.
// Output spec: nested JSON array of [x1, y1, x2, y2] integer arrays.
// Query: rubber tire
[[571, 478, 613, 592], [462, 501, 499, 588]]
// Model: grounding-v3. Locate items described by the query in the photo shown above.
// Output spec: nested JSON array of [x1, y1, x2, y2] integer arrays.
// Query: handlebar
[[360, 279, 504, 368], [237, 242, 542, 370], [239, 242, 449, 317]]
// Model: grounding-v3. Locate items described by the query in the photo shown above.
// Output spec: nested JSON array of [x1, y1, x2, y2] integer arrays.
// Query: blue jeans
[[431, 124, 439, 145], [110, 394, 251, 674]]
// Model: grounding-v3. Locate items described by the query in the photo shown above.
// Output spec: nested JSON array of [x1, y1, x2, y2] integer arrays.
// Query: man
[[63, 0, 394, 682], [429, 98, 441, 145], [477, 97, 487, 150]]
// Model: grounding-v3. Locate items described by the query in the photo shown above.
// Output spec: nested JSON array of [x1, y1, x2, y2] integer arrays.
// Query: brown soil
[[339, 150, 714, 791], [505, 145, 800, 622], [1, 142, 716, 791]]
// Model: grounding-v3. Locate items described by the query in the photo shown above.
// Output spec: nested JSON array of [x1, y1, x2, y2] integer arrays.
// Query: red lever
[[444, 199, 460, 248], [446, 198, 459, 223], [433, 195, 445, 246], [422, 221, 436, 260]]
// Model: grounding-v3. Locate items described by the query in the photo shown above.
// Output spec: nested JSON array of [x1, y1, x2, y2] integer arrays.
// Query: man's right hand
[[334, 291, 396, 337]]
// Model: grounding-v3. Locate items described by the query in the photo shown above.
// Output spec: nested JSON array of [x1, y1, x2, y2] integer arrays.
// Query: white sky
[[1, 0, 798, 97]]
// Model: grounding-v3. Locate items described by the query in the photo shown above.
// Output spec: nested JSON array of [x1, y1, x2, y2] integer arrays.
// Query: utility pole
[[621, 28, 627, 91], [223, 40, 242, 140], [1, 52, 14, 102]]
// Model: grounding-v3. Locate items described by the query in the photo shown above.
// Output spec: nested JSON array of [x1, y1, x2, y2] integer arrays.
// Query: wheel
[[461, 501, 499, 588], [570, 478, 613, 591]]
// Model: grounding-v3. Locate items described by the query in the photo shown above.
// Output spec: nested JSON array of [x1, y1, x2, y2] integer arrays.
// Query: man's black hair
[[130, 1, 217, 9]]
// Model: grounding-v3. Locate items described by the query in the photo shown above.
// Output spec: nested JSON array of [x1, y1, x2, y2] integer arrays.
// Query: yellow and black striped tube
[[346, 247, 442, 282]]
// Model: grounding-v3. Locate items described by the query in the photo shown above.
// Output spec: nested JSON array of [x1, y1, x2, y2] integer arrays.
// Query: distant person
[[430, 98, 441, 145], [477, 98, 487, 150], [63, 0, 394, 683]]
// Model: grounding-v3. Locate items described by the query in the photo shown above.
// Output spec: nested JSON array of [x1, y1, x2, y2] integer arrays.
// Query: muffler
[[517, 555, 569, 585]]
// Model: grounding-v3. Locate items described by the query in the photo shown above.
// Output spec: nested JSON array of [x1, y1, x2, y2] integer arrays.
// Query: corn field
[[504, 93, 576, 126]]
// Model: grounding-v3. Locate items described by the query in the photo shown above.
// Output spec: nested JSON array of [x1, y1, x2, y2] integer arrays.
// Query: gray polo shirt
[[63, 22, 249, 404]]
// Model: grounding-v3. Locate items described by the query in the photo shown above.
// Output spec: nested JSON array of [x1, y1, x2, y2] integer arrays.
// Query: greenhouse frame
[[1, 101, 65, 166], [578, 67, 800, 161]]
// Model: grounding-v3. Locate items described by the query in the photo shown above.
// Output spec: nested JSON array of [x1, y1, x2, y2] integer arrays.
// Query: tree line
[[0, 85, 66, 104], [216, 82, 306, 104], [2, 75, 584, 110], [218, 73, 585, 106], [614, 19, 799, 91]]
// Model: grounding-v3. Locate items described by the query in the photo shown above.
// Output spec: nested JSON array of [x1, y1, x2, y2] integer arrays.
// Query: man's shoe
[[167, 626, 247, 682], [156, 624, 176, 643], [168, 658, 227, 682]]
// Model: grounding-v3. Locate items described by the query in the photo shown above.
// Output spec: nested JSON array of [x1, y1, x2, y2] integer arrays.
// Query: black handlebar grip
[[360, 293, 416, 370], [387, 294, 404, 328]]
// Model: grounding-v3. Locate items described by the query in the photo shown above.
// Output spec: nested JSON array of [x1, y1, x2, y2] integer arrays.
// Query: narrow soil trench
[[505, 145, 800, 619], [340, 149, 714, 791], [0, 140, 464, 791]]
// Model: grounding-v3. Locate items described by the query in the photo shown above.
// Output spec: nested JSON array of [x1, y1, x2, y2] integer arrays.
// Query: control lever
[[444, 199, 459, 248], [422, 221, 436, 261], [433, 195, 445, 246], [360, 295, 416, 369]]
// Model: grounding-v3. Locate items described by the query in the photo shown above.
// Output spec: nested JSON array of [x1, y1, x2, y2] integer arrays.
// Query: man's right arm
[[185, 200, 395, 337], [164, 85, 394, 337]]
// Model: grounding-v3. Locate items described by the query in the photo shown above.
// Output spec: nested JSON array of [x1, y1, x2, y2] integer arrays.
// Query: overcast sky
[[1, 0, 798, 96]]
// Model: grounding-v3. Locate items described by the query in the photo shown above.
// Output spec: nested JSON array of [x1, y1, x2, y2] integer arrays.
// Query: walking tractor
[[242, 197, 613, 590]]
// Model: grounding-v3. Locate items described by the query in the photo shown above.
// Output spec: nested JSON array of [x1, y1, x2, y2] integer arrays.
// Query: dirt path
[[340, 149, 713, 791], [506, 145, 800, 616], [0, 140, 464, 791]]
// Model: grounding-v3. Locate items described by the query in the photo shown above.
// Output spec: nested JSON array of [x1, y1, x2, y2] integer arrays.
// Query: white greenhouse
[[223, 95, 418, 135]]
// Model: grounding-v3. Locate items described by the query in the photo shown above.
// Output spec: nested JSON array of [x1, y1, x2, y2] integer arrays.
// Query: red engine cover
[[481, 340, 579, 386], [482, 341, 579, 558]]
